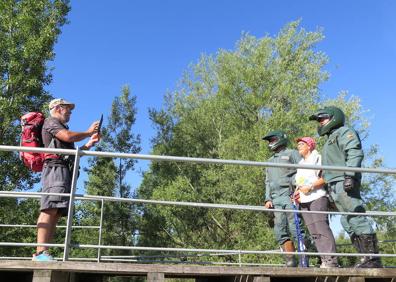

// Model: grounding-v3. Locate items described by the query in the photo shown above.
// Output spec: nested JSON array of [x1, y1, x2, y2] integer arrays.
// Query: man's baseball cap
[[48, 98, 75, 110], [296, 137, 316, 150]]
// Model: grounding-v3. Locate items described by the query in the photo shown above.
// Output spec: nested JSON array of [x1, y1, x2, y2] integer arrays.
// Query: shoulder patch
[[281, 156, 290, 160], [328, 138, 336, 144], [347, 133, 355, 139]]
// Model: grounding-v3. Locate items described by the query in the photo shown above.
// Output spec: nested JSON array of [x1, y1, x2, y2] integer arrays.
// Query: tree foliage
[[0, 0, 70, 190], [0, 0, 70, 259], [73, 86, 141, 259]]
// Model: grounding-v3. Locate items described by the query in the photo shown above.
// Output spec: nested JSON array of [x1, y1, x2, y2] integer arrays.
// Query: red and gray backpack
[[20, 112, 46, 172]]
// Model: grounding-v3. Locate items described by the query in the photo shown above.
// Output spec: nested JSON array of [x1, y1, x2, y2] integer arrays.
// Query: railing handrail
[[1, 145, 396, 174], [0, 190, 395, 217]]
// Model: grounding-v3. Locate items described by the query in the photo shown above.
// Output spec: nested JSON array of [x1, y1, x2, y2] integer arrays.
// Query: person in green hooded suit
[[262, 130, 306, 267], [309, 106, 382, 268]]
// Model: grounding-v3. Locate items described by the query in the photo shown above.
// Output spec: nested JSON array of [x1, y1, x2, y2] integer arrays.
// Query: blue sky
[[47, 1, 396, 233]]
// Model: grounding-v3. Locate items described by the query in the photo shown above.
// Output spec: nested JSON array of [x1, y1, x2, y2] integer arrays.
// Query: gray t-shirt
[[42, 117, 74, 165]]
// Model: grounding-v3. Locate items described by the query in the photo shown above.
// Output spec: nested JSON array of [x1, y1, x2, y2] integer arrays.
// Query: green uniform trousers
[[273, 196, 305, 245], [328, 181, 374, 236]]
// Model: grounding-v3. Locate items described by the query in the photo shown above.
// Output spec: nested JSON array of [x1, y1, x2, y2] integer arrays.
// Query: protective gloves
[[343, 176, 355, 192]]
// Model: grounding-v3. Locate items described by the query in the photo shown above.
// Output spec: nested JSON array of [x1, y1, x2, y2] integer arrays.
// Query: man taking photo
[[33, 98, 100, 261]]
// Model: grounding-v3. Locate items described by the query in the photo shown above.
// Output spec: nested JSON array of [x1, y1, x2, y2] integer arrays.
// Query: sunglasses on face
[[59, 105, 73, 112], [317, 114, 331, 122]]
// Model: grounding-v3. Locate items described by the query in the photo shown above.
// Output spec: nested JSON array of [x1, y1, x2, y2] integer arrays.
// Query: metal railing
[[0, 145, 395, 265]]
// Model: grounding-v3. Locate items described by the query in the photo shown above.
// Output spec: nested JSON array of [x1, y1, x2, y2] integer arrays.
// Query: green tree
[[73, 86, 141, 260], [137, 21, 394, 265], [0, 0, 70, 258], [0, 0, 70, 190]]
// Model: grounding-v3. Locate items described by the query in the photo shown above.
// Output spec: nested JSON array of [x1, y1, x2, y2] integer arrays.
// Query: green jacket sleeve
[[264, 167, 271, 202], [340, 128, 364, 178]]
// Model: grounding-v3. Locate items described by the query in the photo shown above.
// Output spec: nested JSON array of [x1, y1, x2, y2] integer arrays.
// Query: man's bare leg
[[36, 209, 59, 254]]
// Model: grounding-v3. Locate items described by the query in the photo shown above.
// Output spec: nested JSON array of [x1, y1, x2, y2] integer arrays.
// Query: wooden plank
[[0, 261, 395, 279], [252, 276, 270, 282], [32, 270, 69, 282], [32, 270, 52, 282], [147, 272, 165, 282], [348, 277, 365, 282], [196, 277, 248, 282]]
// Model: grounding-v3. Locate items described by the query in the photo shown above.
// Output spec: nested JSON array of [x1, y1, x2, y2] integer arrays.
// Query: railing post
[[63, 147, 82, 261], [238, 250, 242, 267], [97, 199, 105, 262]]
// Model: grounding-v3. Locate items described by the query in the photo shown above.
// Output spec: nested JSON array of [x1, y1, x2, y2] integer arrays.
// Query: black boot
[[353, 234, 382, 268], [351, 234, 364, 265]]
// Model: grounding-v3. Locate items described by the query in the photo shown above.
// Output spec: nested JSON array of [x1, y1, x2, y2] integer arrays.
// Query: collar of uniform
[[327, 126, 344, 137]]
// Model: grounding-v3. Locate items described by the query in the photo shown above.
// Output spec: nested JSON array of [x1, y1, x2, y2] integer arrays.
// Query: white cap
[[48, 98, 75, 110]]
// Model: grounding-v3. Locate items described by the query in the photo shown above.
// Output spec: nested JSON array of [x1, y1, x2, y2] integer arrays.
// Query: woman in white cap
[[295, 137, 338, 268]]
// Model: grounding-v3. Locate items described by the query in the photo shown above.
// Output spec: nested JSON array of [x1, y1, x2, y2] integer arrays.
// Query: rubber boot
[[351, 234, 365, 265], [281, 240, 297, 267], [351, 233, 360, 251], [352, 234, 382, 268]]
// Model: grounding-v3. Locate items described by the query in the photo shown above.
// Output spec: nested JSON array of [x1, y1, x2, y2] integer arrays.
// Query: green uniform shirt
[[264, 148, 301, 202], [322, 126, 363, 183]]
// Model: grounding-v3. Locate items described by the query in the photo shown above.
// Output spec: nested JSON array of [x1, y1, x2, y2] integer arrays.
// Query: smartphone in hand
[[98, 114, 103, 134]]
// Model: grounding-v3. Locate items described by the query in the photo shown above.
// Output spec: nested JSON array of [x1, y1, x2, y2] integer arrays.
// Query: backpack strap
[[44, 137, 60, 160]]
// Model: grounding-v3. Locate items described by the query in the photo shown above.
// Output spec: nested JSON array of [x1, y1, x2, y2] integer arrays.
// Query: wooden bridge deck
[[0, 260, 395, 282]]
